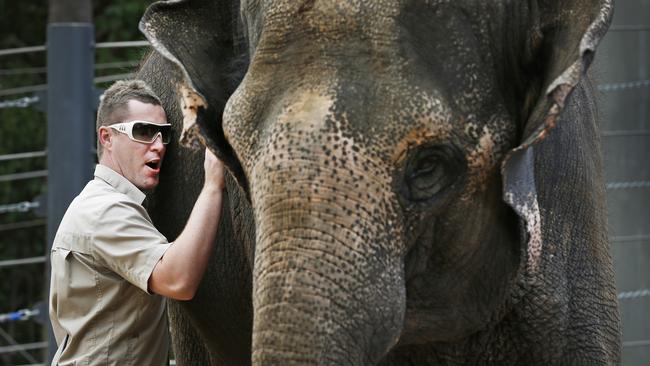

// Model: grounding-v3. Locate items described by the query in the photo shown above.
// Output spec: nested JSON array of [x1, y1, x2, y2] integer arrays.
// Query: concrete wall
[[594, 1, 650, 364]]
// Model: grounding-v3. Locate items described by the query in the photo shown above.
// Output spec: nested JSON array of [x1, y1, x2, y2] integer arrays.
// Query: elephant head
[[141, 0, 618, 364]]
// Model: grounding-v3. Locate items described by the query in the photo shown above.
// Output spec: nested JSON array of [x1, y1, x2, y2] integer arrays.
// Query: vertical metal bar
[[45, 23, 95, 364], [639, 31, 648, 129]]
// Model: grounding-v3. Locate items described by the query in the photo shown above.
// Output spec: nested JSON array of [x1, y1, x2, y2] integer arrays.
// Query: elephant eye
[[403, 145, 462, 203]]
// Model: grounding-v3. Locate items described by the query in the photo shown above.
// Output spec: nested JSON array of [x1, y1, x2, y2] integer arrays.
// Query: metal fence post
[[45, 23, 95, 364]]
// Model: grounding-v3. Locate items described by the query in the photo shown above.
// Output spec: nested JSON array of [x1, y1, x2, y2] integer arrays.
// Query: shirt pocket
[[53, 231, 92, 255], [50, 247, 72, 300], [51, 232, 96, 299]]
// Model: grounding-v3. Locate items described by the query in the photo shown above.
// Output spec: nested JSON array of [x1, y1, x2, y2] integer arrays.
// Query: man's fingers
[[204, 148, 225, 189], [205, 147, 217, 162]]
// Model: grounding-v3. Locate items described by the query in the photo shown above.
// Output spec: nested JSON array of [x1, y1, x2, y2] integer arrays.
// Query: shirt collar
[[94, 164, 146, 204]]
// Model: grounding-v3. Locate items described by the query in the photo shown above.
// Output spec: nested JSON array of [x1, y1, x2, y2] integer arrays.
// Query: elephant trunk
[[250, 160, 406, 365]]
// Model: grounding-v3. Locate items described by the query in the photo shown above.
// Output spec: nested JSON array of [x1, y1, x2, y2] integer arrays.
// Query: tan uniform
[[49, 165, 171, 366]]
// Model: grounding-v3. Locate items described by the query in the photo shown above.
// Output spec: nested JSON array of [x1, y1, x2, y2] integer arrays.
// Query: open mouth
[[145, 159, 161, 170]]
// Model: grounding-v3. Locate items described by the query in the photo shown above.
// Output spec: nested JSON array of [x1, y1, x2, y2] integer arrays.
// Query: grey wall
[[595, 1, 650, 364]]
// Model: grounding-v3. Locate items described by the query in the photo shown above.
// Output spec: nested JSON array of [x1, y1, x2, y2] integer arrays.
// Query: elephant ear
[[140, 0, 248, 191], [501, 0, 613, 274]]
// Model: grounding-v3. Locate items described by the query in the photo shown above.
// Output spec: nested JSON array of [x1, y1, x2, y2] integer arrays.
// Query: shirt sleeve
[[93, 199, 171, 293]]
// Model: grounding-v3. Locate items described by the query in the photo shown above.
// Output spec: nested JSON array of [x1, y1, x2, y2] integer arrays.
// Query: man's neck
[[99, 154, 123, 177]]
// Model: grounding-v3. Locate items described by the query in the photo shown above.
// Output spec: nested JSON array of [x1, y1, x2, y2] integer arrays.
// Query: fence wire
[[0, 201, 40, 214], [0, 326, 39, 363], [0, 60, 140, 76], [606, 181, 650, 190], [0, 40, 150, 57], [0, 219, 46, 232], [0, 341, 46, 356], [611, 234, 650, 244], [0, 71, 135, 97], [623, 340, 650, 349], [618, 289, 650, 300], [598, 79, 650, 92], [0, 84, 46, 97], [0, 257, 47, 269], [0, 151, 46, 162], [0, 170, 48, 182], [602, 129, 650, 137], [0, 308, 40, 324], [609, 25, 650, 32], [0, 96, 39, 109]]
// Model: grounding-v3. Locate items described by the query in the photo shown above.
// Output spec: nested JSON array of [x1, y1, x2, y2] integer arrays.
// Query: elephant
[[137, 0, 621, 364]]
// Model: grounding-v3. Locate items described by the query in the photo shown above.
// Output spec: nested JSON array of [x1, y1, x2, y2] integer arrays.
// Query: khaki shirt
[[49, 164, 171, 366]]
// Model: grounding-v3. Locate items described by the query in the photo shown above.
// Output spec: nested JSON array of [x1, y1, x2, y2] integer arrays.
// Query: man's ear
[[98, 126, 112, 150]]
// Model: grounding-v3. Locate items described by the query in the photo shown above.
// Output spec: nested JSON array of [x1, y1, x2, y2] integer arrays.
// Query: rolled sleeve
[[93, 200, 172, 293]]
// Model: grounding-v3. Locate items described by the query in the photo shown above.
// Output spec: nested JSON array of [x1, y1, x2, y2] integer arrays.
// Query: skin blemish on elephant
[[277, 90, 334, 130], [463, 125, 497, 198], [464, 121, 480, 140], [505, 191, 543, 273], [539, 104, 563, 142], [178, 84, 208, 149]]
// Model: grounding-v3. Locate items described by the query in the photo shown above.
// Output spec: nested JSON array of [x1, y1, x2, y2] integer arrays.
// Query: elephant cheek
[[250, 198, 406, 365]]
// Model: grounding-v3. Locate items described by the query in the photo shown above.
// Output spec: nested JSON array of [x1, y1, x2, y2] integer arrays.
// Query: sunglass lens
[[159, 125, 172, 144], [133, 122, 157, 142], [133, 123, 172, 144]]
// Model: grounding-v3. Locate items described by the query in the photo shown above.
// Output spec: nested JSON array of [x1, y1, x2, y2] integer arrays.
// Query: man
[[49, 80, 224, 365]]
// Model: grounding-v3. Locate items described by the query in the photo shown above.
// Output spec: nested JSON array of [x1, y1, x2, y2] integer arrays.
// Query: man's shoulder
[[74, 179, 126, 206], [63, 179, 138, 223]]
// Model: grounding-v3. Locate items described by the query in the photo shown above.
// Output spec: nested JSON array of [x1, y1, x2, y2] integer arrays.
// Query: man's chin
[[138, 178, 159, 192]]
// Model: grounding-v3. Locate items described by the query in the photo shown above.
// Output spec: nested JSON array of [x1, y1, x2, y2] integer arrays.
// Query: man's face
[[105, 100, 167, 190]]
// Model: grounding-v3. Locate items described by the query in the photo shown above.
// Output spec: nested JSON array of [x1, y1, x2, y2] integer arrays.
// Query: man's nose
[[150, 133, 165, 151]]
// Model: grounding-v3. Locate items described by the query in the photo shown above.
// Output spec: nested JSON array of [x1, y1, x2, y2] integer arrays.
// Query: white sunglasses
[[109, 120, 172, 144]]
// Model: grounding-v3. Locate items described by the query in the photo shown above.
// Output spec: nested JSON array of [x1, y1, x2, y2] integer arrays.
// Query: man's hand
[[204, 148, 226, 191]]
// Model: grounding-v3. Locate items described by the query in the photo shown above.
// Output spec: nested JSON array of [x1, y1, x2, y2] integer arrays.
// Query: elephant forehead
[[238, 2, 508, 145], [241, 84, 460, 171], [248, 89, 386, 173], [258, 0, 400, 38]]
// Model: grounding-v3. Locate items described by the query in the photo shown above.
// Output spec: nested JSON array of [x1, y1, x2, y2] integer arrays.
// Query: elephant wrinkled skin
[[138, 0, 621, 364]]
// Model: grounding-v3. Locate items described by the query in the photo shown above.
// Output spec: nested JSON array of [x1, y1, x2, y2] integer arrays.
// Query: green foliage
[[0, 1, 154, 363]]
